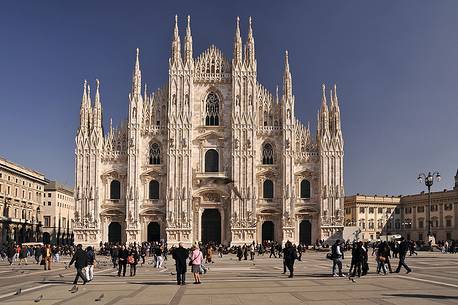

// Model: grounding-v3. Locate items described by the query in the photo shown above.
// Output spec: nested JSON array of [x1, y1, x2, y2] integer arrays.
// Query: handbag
[[127, 255, 134, 264]]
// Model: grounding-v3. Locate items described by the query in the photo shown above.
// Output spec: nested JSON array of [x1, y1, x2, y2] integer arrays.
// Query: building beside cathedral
[[74, 16, 344, 247]]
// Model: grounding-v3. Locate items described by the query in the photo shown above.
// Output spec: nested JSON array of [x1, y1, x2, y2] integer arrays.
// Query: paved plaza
[[0, 251, 457, 305]]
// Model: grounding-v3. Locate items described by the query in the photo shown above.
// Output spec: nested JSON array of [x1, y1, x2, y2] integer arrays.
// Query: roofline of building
[[0, 156, 47, 184]]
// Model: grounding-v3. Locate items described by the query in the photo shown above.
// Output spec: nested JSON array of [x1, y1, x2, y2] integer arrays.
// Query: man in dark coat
[[68, 244, 88, 291], [283, 241, 298, 278], [395, 237, 412, 274], [172, 242, 188, 285], [117, 245, 129, 277]]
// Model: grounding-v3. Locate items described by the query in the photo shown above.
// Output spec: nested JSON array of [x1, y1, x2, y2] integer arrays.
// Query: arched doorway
[[42, 232, 51, 244], [201, 209, 221, 244], [299, 220, 312, 245], [262, 221, 275, 242], [108, 222, 122, 244], [147, 222, 160, 242]]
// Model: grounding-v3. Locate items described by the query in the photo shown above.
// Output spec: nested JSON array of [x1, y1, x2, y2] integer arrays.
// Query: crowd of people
[[1, 236, 457, 289]]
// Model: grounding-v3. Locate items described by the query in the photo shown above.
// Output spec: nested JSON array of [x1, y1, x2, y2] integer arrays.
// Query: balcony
[[195, 171, 229, 180]]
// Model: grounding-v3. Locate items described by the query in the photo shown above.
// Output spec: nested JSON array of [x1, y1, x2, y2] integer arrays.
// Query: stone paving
[[0, 251, 457, 304]]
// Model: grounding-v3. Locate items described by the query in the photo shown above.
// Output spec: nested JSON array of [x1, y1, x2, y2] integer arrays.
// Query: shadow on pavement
[[385, 294, 458, 300]]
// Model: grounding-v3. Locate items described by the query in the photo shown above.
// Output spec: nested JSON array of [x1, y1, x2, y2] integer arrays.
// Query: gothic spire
[[283, 50, 292, 99], [93, 79, 102, 129], [318, 84, 329, 137], [321, 83, 328, 112], [94, 79, 101, 109], [245, 16, 255, 65], [131, 48, 142, 97], [79, 80, 89, 130], [233, 16, 242, 65], [171, 14, 181, 65], [184, 15, 193, 64], [330, 84, 342, 137]]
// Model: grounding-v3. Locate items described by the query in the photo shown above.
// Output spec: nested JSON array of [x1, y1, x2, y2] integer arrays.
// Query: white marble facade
[[74, 16, 344, 247]]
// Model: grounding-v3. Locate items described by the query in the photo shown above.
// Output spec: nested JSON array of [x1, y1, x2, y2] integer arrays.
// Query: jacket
[[69, 248, 88, 269]]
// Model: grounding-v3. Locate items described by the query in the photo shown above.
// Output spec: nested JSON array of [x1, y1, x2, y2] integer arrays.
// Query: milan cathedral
[[74, 16, 344, 247]]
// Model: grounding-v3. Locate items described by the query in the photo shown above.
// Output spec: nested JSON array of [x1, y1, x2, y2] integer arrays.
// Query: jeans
[[395, 254, 411, 272], [176, 272, 186, 284], [332, 258, 343, 275], [118, 262, 127, 276], [73, 268, 88, 284]]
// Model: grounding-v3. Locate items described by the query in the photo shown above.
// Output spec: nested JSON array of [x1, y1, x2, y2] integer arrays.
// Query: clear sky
[[1, 0, 457, 195]]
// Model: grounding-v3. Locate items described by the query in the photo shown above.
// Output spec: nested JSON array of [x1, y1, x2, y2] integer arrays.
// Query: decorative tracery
[[149, 143, 161, 164], [262, 143, 274, 164], [205, 92, 220, 126]]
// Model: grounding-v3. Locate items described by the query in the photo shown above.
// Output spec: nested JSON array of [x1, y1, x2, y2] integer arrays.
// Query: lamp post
[[417, 171, 440, 243]]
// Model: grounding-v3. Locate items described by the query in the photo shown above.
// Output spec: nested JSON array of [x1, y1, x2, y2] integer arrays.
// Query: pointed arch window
[[149, 180, 160, 200], [110, 180, 121, 200], [263, 179, 274, 199], [262, 143, 274, 164], [300, 179, 311, 199], [205, 92, 220, 126], [149, 143, 161, 164]]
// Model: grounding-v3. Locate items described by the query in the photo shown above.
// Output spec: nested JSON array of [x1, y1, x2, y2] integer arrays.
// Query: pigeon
[[64, 265, 68, 270], [20, 270, 25, 274], [95, 294, 104, 301], [170, 272, 175, 276], [14, 288, 22, 295], [34, 294, 43, 302], [59, 274, 65, 278]]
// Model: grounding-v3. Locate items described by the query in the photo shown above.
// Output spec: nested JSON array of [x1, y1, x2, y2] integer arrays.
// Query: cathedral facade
[[74, 16, 344, 247]]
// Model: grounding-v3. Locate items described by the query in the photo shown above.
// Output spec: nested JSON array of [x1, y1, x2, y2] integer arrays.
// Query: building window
[[417, 206, 424, 213], [110, 180, 121, 200], [205, 92, 220, 126], [44, 216, 51, 227], [369, 207, 374, 214], [378, 207, 383, 213], [368, 219, 374, 229], [446, 218, 452, 227], [149, 180, 160, 200], [444, 203, 453, 211], [48, 193, 51, 197], [359, 219, 366, 229], [377, 219, 383, 229], [300, 179, 311, 199], [359, 207, 365, 213], [395, 208, 400, 214], [395, 219, 401, 229], [431, 205, 438, 212], [149, 143, 161, 164], [48, 202, 51, 206], [405, 207, 412, 214], [204, 149, 219, 172], [418, 233, 423, 241], [418, 219, 424, 229], [263, 179, 274, 199], [262, 143, 274, 164]]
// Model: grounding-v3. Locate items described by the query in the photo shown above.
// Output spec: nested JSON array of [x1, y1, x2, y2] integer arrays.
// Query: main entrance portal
[[108, 222, 122, 243], [262, 221, 274, 242], [147, 222, 160, 242], [201, 209, 221, 244], [299, 220, 312, 245]]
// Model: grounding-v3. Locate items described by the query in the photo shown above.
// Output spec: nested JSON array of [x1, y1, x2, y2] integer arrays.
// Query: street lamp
[[417, 171, 440, 242]]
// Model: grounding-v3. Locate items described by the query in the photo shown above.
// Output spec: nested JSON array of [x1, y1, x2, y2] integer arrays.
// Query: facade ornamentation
[[74, 16, 344, 247]]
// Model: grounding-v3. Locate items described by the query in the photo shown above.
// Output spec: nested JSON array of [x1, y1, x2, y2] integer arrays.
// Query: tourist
[[269, 243, 277, 258], [409, 240, 417, 256], [349, 241, 364, 278], [297, 244, 303, 261], [331, 240, 344, 277], [43, 244, 52, 270], [189, 244, 203, 284], [86, 246, 96, 281], [68, 244, 88, 292], [18, 245, 28, 265], [172, 242, 188, 285], [283, 241, 298, 278], [111, 245, 119, 268], [129, 247, 139, 276], [243, 244, 248, 260], [206, 245, 213, 264], [34, 246, 42, 264], [155, 244, 164, 268], [395, 237, 412, 274], [117, 245, 129, 277], [250, 242, 255, 260]]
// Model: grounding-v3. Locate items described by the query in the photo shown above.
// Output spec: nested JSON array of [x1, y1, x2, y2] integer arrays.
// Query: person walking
[[331, 240, 344, 277], [250, 242, 255, 261], [117, 245, 129, 277], [85, 246, 96, 282], [34, 246, 42, 264], [18, 245, 28, 265], [111, 245, 119, 268], [172, 242, 188, 285], [395, 237, 412, 274], [189, 245, 203, 284], [236, 246, 243, 261], [68, 244, 88, 292], [43, 244, 52, 270], [349, 241, 364, 279], [283, 241, 298, 278], [155, 245, 164, 268], [297, 244, 303, 261]]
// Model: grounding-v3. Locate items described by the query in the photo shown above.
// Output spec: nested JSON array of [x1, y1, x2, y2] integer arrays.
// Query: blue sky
[[0, 0, 457, 195]]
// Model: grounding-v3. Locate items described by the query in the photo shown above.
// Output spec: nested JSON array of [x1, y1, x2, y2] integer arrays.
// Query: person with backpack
[[331, 240, 344, 277]]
